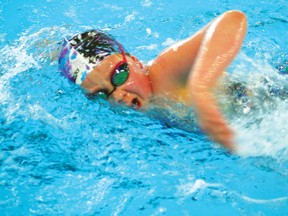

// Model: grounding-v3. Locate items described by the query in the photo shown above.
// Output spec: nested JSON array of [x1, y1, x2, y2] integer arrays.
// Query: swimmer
[[58, 10, 247, 150]]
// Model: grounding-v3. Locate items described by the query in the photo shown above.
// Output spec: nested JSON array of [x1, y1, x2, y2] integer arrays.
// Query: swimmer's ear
[[131, 55, 144, 69]]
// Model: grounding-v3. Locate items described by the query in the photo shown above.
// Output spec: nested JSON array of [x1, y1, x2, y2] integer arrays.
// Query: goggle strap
[[116, 42, 127, 62]]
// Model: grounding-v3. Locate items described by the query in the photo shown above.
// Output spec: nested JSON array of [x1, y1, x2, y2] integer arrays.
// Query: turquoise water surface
[[0, 0, 288, 215]]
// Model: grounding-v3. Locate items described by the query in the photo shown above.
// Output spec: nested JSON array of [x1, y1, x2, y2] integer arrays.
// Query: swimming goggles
[[89, 43, 129, 100]]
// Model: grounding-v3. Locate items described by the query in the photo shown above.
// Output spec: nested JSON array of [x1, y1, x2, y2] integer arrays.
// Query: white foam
[[136, 44, 158, 51], [0, 26, 68, 121], [161, 38, 177, 47], [177, 179, 222, 197], [141, 0, 152, 7], [227, 54, 288, 162], [239, 194, 288, 204], [125, 12, 138, 23]]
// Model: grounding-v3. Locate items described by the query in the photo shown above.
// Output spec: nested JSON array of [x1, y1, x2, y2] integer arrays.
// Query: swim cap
[[58, 30, 128, 85]]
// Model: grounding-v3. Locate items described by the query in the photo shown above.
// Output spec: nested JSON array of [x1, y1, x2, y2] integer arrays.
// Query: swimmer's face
[[81, 53, 152, 108]]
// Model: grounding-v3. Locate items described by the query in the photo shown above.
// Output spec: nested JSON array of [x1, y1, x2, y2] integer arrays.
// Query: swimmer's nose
[[111, 88, 138, 107]]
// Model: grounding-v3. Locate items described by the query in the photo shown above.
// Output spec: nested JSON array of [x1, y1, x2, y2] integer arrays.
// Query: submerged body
[[59, 10, 248, 150]]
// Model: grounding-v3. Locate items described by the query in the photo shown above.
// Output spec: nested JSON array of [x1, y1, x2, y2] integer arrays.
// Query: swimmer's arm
[[188, 11, 247, 150], [148, 12, 229, 94], [149, 10, 247, 150]]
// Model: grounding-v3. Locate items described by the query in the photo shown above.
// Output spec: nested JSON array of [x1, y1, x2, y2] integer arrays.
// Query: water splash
[[221, 54, 288, 162], [0, 23, 287, 215]]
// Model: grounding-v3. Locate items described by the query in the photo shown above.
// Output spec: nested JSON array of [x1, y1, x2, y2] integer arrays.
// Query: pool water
[[0, 0, 288, 215]]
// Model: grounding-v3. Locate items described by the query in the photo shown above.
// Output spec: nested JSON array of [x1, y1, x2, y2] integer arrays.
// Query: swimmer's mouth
[[131, 98, 142, 109]]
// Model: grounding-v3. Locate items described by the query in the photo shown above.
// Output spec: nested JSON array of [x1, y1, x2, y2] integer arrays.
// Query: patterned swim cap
[[58, 30, 128, 85]]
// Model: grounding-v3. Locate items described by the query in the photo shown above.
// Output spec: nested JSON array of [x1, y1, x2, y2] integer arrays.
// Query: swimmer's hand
[[190, 84, 234, 150]]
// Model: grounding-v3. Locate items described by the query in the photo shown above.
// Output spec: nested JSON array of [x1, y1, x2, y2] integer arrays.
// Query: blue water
[[0, 0, 288, 215]]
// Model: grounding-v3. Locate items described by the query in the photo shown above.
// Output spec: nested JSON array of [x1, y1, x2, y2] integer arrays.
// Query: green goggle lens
[[111, 63, 129, 86], [89, 62, 129, 101], [95, 91, 108, 100]]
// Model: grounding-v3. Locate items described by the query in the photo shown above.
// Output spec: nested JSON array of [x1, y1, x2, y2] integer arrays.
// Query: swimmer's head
[[58, 29, 129, 85]]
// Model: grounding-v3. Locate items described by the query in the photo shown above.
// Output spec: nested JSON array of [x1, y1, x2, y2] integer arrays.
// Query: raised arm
[[188, 11, 247, 149], [148, 10, 247, 150]]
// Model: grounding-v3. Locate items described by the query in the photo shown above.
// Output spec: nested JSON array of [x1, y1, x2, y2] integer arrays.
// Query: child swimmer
[[58, 10, 247, 151]]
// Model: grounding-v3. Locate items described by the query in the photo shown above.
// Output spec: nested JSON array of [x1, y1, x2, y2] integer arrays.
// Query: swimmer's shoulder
[[145, 59, 154, 74], [145, 60, 190, 105]]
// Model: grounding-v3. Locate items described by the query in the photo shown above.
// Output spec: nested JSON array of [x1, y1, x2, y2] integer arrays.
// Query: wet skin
[[81, 53, 152, 109], [81, 10, 248, 150]]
